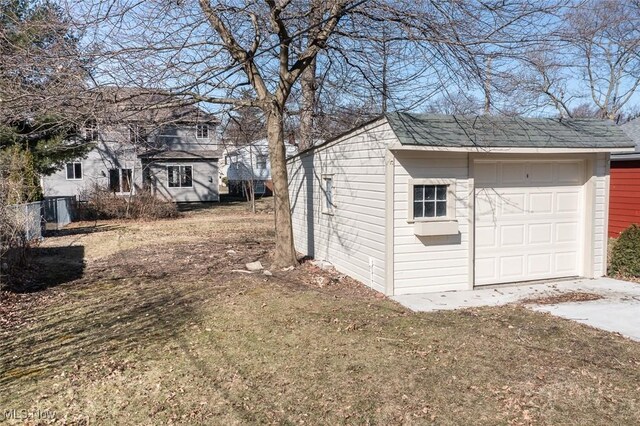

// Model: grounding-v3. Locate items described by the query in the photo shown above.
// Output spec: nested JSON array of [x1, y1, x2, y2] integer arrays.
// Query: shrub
[[609, 224, 640, 277], [78, 185, 179, 221]]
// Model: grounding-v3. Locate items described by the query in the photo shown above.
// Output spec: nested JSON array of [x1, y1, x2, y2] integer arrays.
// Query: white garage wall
[[592, 152, 610, 277], [392, 152, 471, 295], [287, 120, 395, 293]]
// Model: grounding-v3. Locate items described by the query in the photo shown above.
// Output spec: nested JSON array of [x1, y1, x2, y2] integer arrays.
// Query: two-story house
[[42, 88, 221, 203], [221, 138, 298, 197]]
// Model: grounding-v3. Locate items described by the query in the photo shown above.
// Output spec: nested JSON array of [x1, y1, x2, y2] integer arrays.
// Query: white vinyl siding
[[592, 152, 609, 277], [393, 152, 470, 294], [288, 121, 394, 293]]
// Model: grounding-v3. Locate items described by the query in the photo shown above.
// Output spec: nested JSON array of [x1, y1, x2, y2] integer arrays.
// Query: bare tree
[[507, 0, 640, 119], [59, 0, 563, 267]]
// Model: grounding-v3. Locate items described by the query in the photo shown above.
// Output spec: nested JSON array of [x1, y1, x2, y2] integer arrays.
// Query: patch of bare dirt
[[520, 291, 604, 305]]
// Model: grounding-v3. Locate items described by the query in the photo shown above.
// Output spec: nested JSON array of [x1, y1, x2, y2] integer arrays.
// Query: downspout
[[384, 148, 395, 295]]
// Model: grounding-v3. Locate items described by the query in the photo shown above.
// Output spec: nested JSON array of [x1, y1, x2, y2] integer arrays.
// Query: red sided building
[[609, 120, 640, 238]]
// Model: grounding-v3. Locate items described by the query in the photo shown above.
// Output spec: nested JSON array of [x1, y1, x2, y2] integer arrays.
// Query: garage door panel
[[556, 162, 582, 184], [475, 258, 497, 282], [556, 252, 578, 273], [556, 222, 578, 243], [475, 160, 583, 286], [528, 253, 552, 275], [529, 223, 552, 244], [475, 225, 496, 248], [529, 163, 554, 183], [500, 255, 525, 278], [501, 194, 526, 216], [502, 163, 527, 184], [500, 224, 525, 246], [556, 192, 580, 213]]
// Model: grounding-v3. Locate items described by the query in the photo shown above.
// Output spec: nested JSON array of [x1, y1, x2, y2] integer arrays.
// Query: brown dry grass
[[520, 292, 604, 305], [2, 199, 640, 425]]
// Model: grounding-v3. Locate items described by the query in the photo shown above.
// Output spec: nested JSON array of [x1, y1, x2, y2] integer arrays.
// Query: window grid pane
[[413, 184, 448, 219]]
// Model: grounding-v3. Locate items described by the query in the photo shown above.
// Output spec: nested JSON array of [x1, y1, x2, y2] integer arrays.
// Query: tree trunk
[[267, 107, 298, 268], [299, 57, 317, 151]]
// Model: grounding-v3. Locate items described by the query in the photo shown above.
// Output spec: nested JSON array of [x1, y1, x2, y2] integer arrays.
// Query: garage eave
[[388, 143, 632, 154]]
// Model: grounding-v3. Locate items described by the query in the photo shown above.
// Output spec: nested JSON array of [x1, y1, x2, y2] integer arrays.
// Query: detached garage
[[287, 113, 634, 295]]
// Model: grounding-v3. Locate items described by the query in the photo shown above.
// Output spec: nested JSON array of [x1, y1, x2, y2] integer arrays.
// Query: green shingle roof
[[386, 113, 634, 149]]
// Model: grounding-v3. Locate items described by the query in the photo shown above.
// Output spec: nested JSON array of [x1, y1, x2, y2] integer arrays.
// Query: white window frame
[[167, 164, 193, 188], [196, 124, 209, 139], [109, 168, 133, 194], [407, 178, 456, 223], [65, 162, 83, 180], [322, 174, 335, 215], [84, 123, 99, 141], [256, 154, 267, 170]]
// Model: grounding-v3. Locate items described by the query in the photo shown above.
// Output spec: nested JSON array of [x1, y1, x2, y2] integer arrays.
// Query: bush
[[78, 185, 179, 221], [609, 224, 640, 277]]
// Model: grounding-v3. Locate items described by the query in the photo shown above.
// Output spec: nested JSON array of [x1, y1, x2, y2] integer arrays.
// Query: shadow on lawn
[[45, 223, 123, 237], [3, 245, 86, 293], [0, 276, 206, 395]]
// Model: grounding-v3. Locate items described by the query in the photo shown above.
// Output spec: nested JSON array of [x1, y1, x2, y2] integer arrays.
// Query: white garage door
[[474, 160, 584, 286]]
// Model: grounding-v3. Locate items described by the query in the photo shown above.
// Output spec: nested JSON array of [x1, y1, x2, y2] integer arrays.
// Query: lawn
[[1, 201, 640, 425]]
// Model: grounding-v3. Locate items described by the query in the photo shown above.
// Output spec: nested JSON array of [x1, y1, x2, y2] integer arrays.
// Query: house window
[[196, 124, 209, 139], [323, 175, 334, 214], [128, 125, 147, 144], [408, 179, 456, 222], [254, 180, 266, 194], [66, 162, 82, 180], [413, 185, 447, 219], [256, 154, 267, 170], [109, 168, 133, 193], [168, 165, 193, 188], [84, 123, 98, 141]]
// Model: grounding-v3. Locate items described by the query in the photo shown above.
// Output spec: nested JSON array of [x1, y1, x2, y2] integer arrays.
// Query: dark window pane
[[66, 163, 73, 179], [425, 201, 435, 217], [75, 163, 82, 179], [425, 186, 435, 201], [168, 166, 178, 187], [413, 201, 423, 218], [122, 169, 132, 192], [109, 169, 120, 192], [436, 185, 447, 200], [182, 166, 193, 187], [436, 201, 447, 217], [414, 185, 424, 201]]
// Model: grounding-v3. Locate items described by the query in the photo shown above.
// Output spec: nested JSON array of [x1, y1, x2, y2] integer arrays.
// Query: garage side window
[[322, 175, 334, 214], [408, 179, 456, 222], [413, 185, 447, 219]]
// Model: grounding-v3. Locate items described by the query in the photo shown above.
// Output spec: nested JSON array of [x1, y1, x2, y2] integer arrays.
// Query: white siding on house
[[393, 152, 471, 295], [288, 121, 395, 293], [224, 139, 298, 182]]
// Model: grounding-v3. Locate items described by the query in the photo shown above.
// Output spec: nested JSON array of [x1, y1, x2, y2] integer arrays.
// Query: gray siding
[[148, 160, 219, 203], [42, 123, 219, 202]]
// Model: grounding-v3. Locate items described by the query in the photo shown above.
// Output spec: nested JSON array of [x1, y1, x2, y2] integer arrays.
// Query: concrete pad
[[393, 277, 640, 341]]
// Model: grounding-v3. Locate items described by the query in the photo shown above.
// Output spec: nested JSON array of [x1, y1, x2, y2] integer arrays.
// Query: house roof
[[138, 150, 219, 160], [87, 87, 219, 126], [386, 113, 634, 150], [615, 118, 640, 161]]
